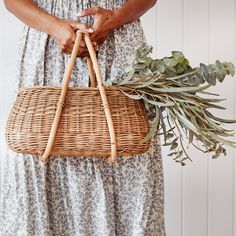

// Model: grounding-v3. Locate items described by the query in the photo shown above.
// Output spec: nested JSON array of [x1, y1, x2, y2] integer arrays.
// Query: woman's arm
[[78, 0, 157, 45], [3, 0, 97, 57], [4, 0, 58, 35], [114, 0, 157, 28]]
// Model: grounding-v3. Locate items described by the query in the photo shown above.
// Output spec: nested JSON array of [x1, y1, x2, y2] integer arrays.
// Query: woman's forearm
[[4, 0, 96, 57], [114, 0, 157, 28], [4, 0, 57, 35]]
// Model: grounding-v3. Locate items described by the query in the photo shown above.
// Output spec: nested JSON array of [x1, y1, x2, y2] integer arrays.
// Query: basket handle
[[40, 30, 118, 163]]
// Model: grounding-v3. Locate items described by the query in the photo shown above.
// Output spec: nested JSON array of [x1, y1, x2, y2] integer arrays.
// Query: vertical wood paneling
[[233, 1, 236, 235], [208, 0, 235, 235], [182, 0, 209, 235], [156, 1, 184, 235], [141, 5, 158, 57]]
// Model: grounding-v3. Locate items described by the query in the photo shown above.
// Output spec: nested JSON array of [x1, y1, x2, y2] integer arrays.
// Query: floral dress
[[0, 0, 166, 235]]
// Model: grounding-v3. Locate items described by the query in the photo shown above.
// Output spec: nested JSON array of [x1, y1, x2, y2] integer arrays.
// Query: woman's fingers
[[64, 45, 98, 58], [77, 7, 116, 46], [69, 21, 94, 33], [75, 48, 90, 57], [81, 43, 99, 56], [80, 40, 98, 52], [67, 21, 98, 49], [77, 43, 98, 58], [63, 46, 89, 57], [62, 35, 98, 56], [52, 18, 98, 58], [77, 7, 101, 17]]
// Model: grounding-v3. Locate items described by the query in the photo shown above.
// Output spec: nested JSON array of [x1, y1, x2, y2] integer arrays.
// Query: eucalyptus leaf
[[163, 58, 178, 67], [132, 76, 160, 89], [168, 151, 179, 156], [170, 142, 178, 150], [117, 68, 135, 85], [207, 132, 236, 148], [118, 89, 144, 100], [142, 96, 175, 107], [173, 109, 199, 134], [140, 106, 160, 144], [172, 51, 185, 63], [226, 62, 235, 76], [150, 59, 166, 73], [147, 83, 212, 93], [204, 110, 236, 123]]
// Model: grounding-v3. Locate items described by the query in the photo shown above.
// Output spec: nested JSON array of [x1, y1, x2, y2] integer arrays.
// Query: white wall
[[142, 0, 236, 235], [1, 1, 236, 236]]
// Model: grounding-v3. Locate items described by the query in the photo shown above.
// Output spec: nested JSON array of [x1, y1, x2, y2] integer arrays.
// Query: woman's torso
[[34, 0, 128, 20], [16, 0, 146, 89]]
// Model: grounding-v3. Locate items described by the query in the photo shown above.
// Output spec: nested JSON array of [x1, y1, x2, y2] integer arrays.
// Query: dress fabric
[[0, 0, 166, 235]]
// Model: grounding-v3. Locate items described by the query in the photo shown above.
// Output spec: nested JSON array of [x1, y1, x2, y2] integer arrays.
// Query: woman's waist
[[34, 0, 127, 19]]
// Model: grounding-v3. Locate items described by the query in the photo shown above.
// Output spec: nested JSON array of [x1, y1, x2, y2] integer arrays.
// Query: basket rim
[[18, 85, 136, 93]]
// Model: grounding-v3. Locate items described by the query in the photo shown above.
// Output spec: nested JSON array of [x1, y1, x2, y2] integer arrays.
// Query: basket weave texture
[[5, 31, 151, 163], [6, 87, 150, 157]]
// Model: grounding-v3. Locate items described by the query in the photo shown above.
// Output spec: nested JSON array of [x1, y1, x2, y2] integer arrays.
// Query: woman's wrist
[[113, 5, 138, 28], [111, 10, 124, 29], [112, 0, 156, 29], [40, 14, 60, 36]]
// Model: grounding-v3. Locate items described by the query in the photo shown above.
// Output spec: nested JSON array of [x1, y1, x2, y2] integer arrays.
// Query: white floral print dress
[[0, 0, 166, 235]]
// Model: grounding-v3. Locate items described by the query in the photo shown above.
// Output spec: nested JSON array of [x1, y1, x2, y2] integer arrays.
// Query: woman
[[1, 0, 166, 235]]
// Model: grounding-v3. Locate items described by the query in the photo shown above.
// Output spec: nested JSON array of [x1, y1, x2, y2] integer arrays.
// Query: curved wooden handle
[[40, 31, 118, 164], [84, 33, 118, 164]]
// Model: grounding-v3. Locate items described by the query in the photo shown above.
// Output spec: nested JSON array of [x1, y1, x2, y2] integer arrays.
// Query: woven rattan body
[[6, 86, 151, 159]]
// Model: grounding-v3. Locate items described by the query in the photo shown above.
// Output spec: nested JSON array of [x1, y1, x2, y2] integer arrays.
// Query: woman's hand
[[77, 7, 119, 45], [49, 18, 99, 57], [77, 1, 157, 46]]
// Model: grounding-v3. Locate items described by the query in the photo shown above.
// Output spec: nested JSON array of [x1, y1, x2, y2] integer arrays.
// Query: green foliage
[[108, 42, 236, 166]]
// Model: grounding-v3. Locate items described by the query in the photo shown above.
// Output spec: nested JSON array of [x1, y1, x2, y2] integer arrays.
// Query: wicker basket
[[5, 31, 151, 163]]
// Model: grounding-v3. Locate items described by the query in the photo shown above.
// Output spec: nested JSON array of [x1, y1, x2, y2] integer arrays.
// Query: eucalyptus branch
[[104, 42, 236, 166]]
